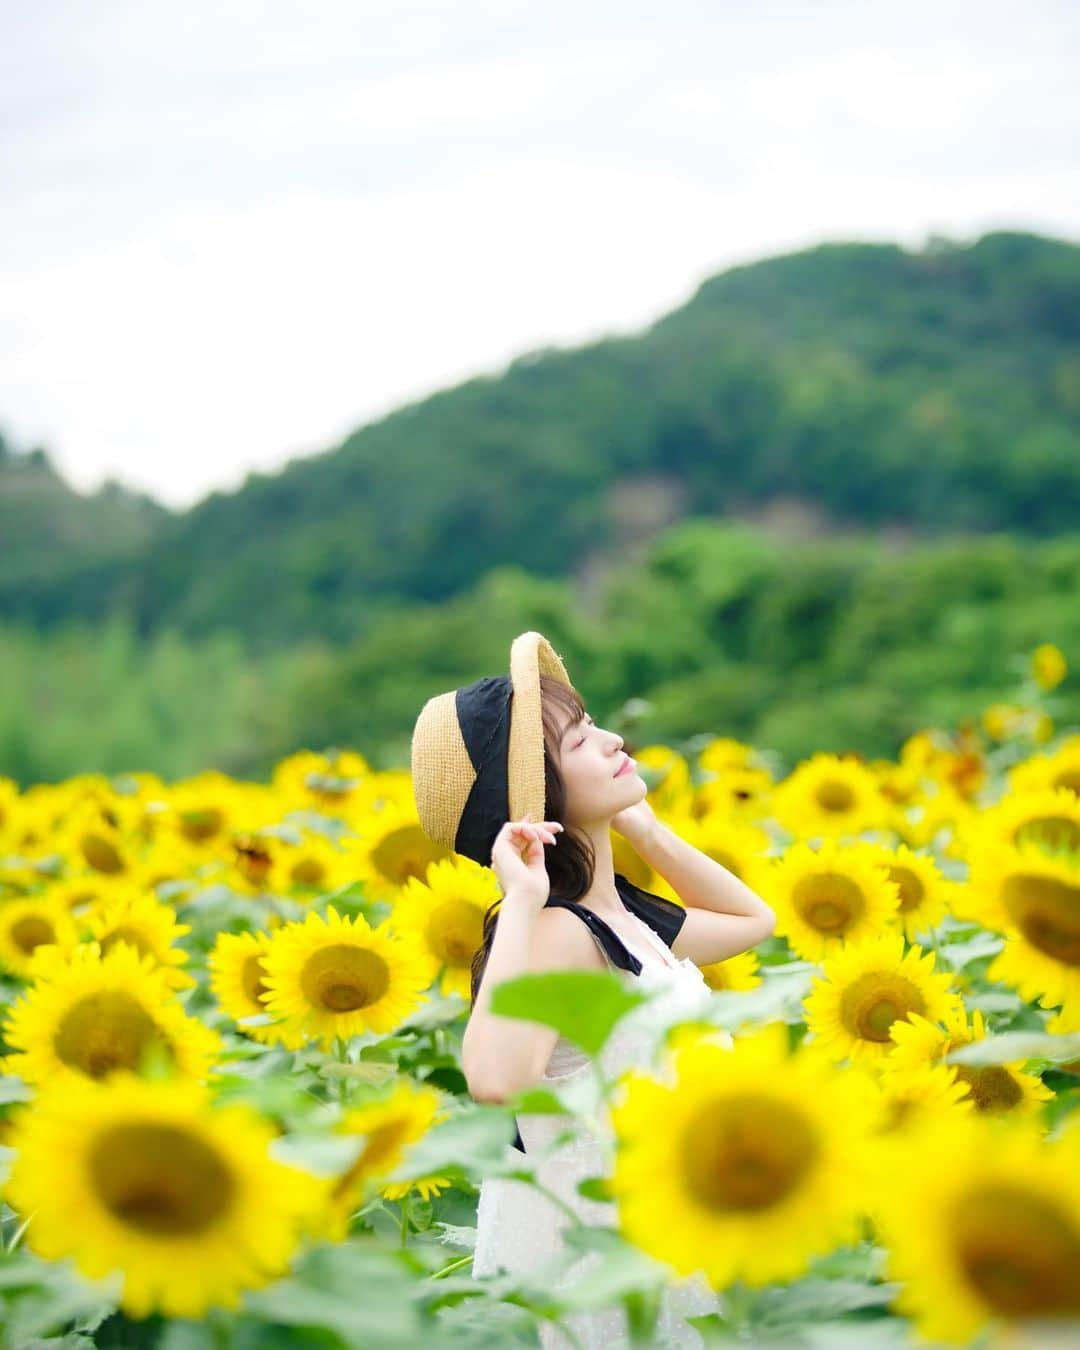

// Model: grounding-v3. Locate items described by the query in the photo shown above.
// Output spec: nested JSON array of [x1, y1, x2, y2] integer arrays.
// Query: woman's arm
[[614, 805, 776, 964], [461, 899, 593, 1103]]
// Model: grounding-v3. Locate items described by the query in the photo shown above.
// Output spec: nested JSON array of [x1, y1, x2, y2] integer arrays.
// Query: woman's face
[[557, 709, 646, 827]]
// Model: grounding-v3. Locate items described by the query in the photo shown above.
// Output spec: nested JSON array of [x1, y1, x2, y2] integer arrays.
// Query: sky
[[2, 0, 1078, 511]]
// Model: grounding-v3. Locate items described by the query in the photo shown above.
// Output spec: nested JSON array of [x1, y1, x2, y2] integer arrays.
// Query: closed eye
[[573, 715, 595, 747]]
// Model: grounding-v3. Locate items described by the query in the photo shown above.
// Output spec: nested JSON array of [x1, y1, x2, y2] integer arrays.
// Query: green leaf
[[705, 967, 816, 1029], [754, 1276, 903, 1327], [946, 1030, 1080, 1066], [936, 931, 1005, 969], [393, 1108, 517, 1181], [489, 970, 648, 1056]]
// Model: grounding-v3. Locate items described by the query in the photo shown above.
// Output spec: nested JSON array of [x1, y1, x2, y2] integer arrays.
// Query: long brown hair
[[468, 675, 596, 1005]]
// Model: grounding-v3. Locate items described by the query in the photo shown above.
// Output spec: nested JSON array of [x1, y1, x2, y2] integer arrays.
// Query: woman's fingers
[[510, 821, 560, 846]]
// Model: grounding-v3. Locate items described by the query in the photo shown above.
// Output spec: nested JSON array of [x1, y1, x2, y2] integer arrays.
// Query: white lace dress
[[471, 889, 725, 1349]]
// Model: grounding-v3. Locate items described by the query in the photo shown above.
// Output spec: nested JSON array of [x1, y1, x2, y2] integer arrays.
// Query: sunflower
[[958, 786, 1080, 859], [695, 739, 775, 820], [610, 829, 655, 889], [1007, 734, 1080, 800], [339, 801, 453, 902], [275, 828, 356, 897], [608, 1022, 877, 1288], [2, 941, 222, 1086], [803, 930, 965, 1066], [0, 775, 21, 839], [207, 929, 306, 1050], [699, 949, 762, 994], [259, 905, 432, 1049], [885, 1006, 1053, 1115], [38, 875, 114, 917], [213, 827, 284, 895], [1031, 642, 1067, 691], [0, 896, 80, 979], [388, 856, 498, 1001], [634, 744, 692, 814], [316, 1078, 448, 1241], [54, 793, 135, 880], [159, 770, 241, 850], [957, 838, 1080, 1024], [897, 782, 980, 860], [760, 837, 901, 963], [855, 840, 952, 943], [874, 1111, 1080, 1344], [638, 813, 772, 907], [78, 886, 195, 991], [381, 1174, 452, 1203], [770, 752, 891, 841], [271, 747, 373, 818], [864, 1059, 975, 1141], [3, 1070, 319, 1319]]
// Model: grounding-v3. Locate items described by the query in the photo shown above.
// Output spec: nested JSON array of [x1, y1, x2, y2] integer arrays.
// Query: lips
[[615, 754, 635, 777]]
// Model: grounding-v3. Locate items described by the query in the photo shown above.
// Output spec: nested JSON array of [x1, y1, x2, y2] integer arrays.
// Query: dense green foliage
[[2, 522, 1076, 786], [2, 230, 1079, 652]]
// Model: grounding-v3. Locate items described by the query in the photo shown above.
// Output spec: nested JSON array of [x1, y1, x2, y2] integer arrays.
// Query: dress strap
[[542, 897, 644, 975], [614, 873, 688, 951], [512, 895, 644, 1157]]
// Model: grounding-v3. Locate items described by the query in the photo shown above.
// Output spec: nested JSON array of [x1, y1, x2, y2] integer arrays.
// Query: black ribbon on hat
[[454, 675, 515, 865]]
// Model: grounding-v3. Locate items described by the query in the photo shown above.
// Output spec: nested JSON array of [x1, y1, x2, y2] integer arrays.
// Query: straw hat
[[410, 631, 577, 865]]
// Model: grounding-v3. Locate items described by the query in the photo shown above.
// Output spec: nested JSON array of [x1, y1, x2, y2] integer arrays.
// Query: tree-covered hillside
[[2, 230, 1078, 650]]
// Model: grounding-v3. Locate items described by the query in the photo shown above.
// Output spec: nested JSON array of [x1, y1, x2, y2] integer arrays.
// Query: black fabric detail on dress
[[542, 897, 644, 975], [613, 873, 688, 950], [454, 675, 513, 865], [511, 879, 686, 1154]]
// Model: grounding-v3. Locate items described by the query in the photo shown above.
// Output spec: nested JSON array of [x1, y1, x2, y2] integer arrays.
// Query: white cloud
[[1, 0, 1078, 507]]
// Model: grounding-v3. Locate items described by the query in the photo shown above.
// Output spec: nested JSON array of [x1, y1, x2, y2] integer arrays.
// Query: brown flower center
[[427, 900, 484, 966], [291, 858, 327, 886], [953, 1066, 1024, 1112], [241, 952, 270, 1006], [1000, 874, 1080, 966], [300, 944, 389, 1013], [89, 1123, 234, 1235], [371, 825, 442, 887], [54, 991, 172, 1079], [82, 832, 125, 874], [682, 1095, 820, 1212], [839, 972, 927, 1042], [1014, 816, 1080, 853], [178, 807, 224, 842], [889, 866, 924, 913], [10, 914, 57, 954], [99, 926, 153, 959], [793, 872, 865, 934], [814, 782, 856, 813], [951, 1185, 1080, 1318]]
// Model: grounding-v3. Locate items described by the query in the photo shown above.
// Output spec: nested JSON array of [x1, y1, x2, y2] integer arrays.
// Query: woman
[[410, 633, 776, 1348]]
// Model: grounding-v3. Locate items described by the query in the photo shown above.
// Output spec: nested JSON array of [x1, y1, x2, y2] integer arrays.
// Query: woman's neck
[[569, 821, 625, 917]]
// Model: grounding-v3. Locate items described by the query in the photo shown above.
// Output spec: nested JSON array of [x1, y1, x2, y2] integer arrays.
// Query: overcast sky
[[2, 0, 1078, 510]]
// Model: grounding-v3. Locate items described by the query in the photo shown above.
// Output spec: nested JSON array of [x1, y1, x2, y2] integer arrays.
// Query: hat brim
[[507, 631, 575, 824]]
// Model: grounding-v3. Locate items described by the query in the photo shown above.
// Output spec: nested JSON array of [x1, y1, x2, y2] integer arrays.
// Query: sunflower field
[[0, 642, 1078, 1349]]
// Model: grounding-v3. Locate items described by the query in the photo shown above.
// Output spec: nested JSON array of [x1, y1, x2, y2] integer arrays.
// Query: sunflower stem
[[723, 1278, 752, 1332], [399, 1200, 409, 1247], [5, 1211, 32, 1253], [431, 1252, 474, 1279], [333, 1034, 349, 1106]]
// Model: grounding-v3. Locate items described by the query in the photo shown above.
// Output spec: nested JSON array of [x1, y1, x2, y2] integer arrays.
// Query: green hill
[[3, 230, 1079, 650]]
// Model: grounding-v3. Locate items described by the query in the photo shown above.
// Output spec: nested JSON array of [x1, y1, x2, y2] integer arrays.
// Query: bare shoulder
[[530, 904, 607, 973]]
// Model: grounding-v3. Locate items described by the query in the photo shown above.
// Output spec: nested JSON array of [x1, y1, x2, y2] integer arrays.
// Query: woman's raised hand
[[489, 813, 565, 909]]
